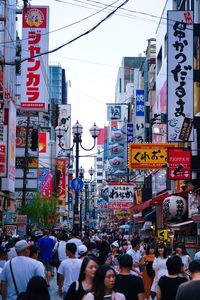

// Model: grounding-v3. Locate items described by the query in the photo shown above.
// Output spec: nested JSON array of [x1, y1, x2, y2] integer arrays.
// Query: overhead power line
[[3, 0, 129, 66]]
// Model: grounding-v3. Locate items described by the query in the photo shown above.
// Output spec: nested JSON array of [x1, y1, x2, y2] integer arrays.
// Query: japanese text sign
[[128, 143, 175, 169], [21, 7, 49, 111], [167, 10, 194, 142], [134, 90, 145, 143], [56, 159, 67, 201], [107, 105, 122, 120], [167, 147, 191, 180], [0, 143, 6, 177], [108, 184, 134, 210]]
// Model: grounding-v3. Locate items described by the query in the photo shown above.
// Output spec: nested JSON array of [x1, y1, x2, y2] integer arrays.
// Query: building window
[[97, 179, 102, 183], [97, 165, 102, 170], [157, 46, 162, 74], [97, 172, 103, 176]]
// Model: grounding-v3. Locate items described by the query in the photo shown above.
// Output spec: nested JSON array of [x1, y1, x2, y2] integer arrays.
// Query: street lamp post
[[55, 120, 100, 236]]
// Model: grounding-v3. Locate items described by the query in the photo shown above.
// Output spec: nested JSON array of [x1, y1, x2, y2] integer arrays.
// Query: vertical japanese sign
[[0, 144, 6, 177], [21, 7, 49, 111], [134, 90, 145, 143], [167, 11, 193, 142], [56, 159, 67, 201]]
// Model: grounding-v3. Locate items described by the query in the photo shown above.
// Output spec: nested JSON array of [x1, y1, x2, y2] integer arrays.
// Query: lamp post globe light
[[56, 120, 100, 235]]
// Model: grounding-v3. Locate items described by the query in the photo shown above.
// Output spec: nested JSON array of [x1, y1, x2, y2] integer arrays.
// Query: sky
[[18, 0, 166, 177]]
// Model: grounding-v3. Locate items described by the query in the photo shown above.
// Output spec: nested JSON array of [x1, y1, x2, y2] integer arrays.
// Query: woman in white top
[[175, 243, 191, 279], [83, 265, 125, 300], [151, 243, 168, 298]]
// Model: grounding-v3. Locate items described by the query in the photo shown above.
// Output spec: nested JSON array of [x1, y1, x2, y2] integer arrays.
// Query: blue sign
[[136, 90, 144, 117], [71, 177, 84, 191], [127, 123, 134, 143]]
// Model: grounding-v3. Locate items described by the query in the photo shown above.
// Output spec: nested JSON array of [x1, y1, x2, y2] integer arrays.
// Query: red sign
[[39, 132, 47, 153], [0, 144, 6, 177], [108, 202, 133, 209], [167, 148, 191, 180], [56, 160, 67, 201]]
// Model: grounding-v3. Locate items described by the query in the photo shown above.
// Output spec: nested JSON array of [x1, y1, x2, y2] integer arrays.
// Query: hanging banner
[[21, 7, 49, 111], [167, 10, 194, 141], [168, 147, 191, 180], [134, 90, 145, 143], [107, 105, 122, 121]]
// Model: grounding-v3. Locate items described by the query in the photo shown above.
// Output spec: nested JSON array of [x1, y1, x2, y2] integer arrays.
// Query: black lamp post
[[55, 120, 100, 236]]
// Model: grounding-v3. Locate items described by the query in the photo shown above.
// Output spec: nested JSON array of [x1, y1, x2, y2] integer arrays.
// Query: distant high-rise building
[[49, 63, 67, 105]]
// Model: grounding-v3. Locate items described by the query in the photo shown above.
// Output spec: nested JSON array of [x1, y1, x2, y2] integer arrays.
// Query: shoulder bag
[[10, 260, 19, 295]]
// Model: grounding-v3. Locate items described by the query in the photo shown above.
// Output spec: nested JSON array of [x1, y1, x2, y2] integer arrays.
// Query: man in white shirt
[[1, 240, 45, 300], [58, 242, 82, 298], [127, 237, 142, 276], [194, 250, 200, 261]]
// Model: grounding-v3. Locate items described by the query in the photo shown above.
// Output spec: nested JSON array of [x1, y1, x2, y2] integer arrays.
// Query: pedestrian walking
[[83, 264, 125, 300], [98, 235, 110, 265], [17, 276, 50, 300], [64, 256, 98, 300], [1, 240, 45, 300], [175, 260, 200, 300], [140, 244, 155, 300], [157, 255, 187, 300], [150, 243, 168, 299], [37, 230, 55, 287], [126, 237, 143, 276], [174, 244, 191, 279], [58, 242, 82, 298], [116, 254, 145, 300]]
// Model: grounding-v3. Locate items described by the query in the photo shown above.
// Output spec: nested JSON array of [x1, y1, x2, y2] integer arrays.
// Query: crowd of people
[[0, 229, 200, 299]]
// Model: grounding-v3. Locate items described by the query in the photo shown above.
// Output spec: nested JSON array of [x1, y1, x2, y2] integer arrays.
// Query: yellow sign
[[157, 229, 168, 240], [128, 143, 175, 169]]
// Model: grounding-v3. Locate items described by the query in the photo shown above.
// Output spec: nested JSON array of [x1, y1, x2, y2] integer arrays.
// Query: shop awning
[[170, 220, 194, 227], [151, 192, 169, 206], [131, 199, 152, 212]]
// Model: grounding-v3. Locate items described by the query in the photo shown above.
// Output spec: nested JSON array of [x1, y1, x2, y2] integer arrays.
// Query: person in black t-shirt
[[115, 254, 145, 300], [157, 255, 187, 300]]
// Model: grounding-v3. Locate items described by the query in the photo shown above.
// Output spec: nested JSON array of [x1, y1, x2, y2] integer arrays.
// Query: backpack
[[146, 261, 155, 277]]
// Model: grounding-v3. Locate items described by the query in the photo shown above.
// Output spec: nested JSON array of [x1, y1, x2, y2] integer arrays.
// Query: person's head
[[25, 276, 50, 300], [189, 260, 200, 279], [121, 240, 128, 252], [146, 244, 155, 255], [89, 230, 93, 238], [175, 243, 187, 255], [111, 241, 119, 253], [15, 240, 30, 257], [118, 254, 133, 271], [93, 265, 116, 298], [166, 255, 182, 275], [78, 256, 99, 282], [43, 230, 50, 237], [29, 245, 39, 259], [78, 244, 88, 258], [155, 243, 167, 258], [66, 242, 77, 256], [131, 237, 141, 250], [85, 241, 96, 254], [0, 246, 8, 261]]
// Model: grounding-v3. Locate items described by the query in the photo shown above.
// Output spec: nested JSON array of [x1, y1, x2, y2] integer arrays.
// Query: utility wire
[[3, 0, 128, 65]]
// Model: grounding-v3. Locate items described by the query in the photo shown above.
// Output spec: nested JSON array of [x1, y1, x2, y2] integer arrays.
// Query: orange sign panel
[[128, 143, 175, 169]]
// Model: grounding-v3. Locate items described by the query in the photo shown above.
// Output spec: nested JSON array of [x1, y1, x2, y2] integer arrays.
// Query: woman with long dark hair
[[150, 243, 168, 299], [17, 276, 50, 300], [83, 265, 125, 300], [64, 256, 98, 300]]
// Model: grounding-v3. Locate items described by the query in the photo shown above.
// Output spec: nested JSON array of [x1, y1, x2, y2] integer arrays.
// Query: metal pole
[[73, 135, 80, 235], [22, 112, 30, 206]]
